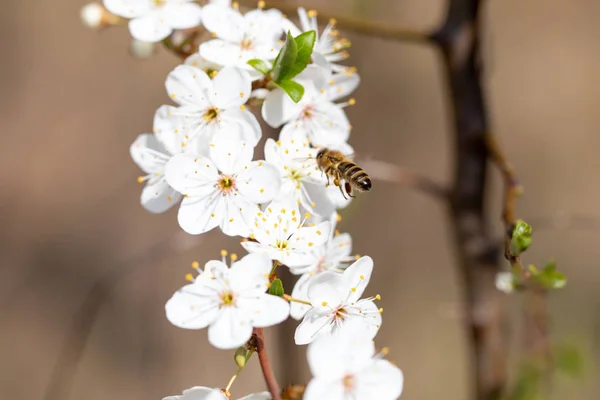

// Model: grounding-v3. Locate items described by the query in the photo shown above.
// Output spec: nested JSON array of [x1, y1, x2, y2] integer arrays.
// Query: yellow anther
[[380, 347, 389, 356], [232, 1, 239, 8], [229, 218, 234, 222], [355, 254, 361, 260], [170, 93, 176, 99], [359, 275, 365, 280], [211, 31, 217, 37], [375, 294, 381, 300], [240, 105, 246, 110], [230, 253, 238, 261], [336, 214, 342, 222], [167, 196, 172, 201], [311, 202, 316, 208], [307, 9, 317, 17], [308, 242, 313, 247], [257, 0, 265, 8], [211, 213, 215, 217], [348, 98, 356, 105], [334, 229, 340, 236], [191, 261, 200, 269], [378, 308, 384, 313], [240, 92, 245, 97], [351, 287, 357, 292], [221, 249, 228, 257], [137, 176, 144, 183], [329, 17, 337, 25], [305, 212, 310, 218], [316, 230, 322, 235], [321, 301, 328, 306], [292, 210, 296, 216], [260, 188, 264, 193], [276, 140, 281, 146], [258, 161, 263, 166], [185, 273, 194, 282]]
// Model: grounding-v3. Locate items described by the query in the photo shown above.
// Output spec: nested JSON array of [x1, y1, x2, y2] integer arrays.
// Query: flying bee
[[315, 148, 372, 199]]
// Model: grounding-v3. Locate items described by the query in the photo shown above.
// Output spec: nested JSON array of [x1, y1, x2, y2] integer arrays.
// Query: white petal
[[163, 386, 221, 400], [199, 40, 245, 68], [343, 256, 374, 303], [236, 161, 281, 204], [261, 88, 303, 128], [290, 273, 312, 320], [185, 52, 223, 74], [153, 105, 188, 155], [303, 379, 345, 400], [165, 284, 221, 329], [343, 300, 382, 340], [238, 392, 272, 400], [279, 251, 319, 268], [294, 308, 332, 345], [229, 253, 272, 291], [293, 221, 331, 250], [302, 183, 336, 217], [129, 12, 172, 42], [355, 360, 404, 400], [210, 67, 252, 109], [201, 4, 245, 42], [104, 0, 150, 18], [177, 195, 225, 235], [306, 271, 345, 308], [217, 108, 262, 146], [141, 178, 181, 213], [305, 101, 350, 147], [329, 232, 353, 259], [164, 154, 219, 195], [278, 122, 310, 144], [297, 64, 330, 92], [281, 17, 301, 37], [209, 134, 253, 174], [208, 307, 253, 349], [240, 294, 290, 327], [166, 65, 213, 108], [326, 71, 361, 102], [130, 133, 169, 173], [161, 2, 202, 29], [219, 196, 253, 237], [240, 241, 273, 258]]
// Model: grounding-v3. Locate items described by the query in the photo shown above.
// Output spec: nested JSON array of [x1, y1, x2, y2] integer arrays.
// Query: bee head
[[316, 148, 327, 160]]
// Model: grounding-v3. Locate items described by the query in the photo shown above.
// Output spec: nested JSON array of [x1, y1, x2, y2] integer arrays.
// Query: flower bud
[[80, 2, 122, 30], [129, 39, 156, 59], [234, 346, 249, 368], [495, 272, 515, 294], [510, 219, 532, 255]]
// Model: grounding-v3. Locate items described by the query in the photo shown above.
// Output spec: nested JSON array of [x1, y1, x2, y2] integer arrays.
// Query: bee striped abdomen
[[339, 162, 372, 192]]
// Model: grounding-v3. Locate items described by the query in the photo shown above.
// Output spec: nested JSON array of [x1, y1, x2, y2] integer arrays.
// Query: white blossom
[[104, 0, 202, 42], [290, 213, 354, 319], [165, 253, 289, 349], [199, 4, 283, 72], [164, 134, 280, 237], [129, 39, 156, 58], [495, 271, 515, 294], [164, 386, 271, 400], [154, 65, 261, 154], [295, 256, 381, 345], [81, 2, 111, 29], [262, 65, 360, 148], [284, 8, 352, 72], [130, 133, 182, 213], [185, 52, 222, 75], [304, 321, 403, 400], [241, 199, 330, 267]]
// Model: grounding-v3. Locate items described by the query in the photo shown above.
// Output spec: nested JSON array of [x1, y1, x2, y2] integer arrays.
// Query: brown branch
[[433, 1, 507, 399], [252, 328, 281, 400], [238, 0, 432, 44], [359, 159, 449, 200]]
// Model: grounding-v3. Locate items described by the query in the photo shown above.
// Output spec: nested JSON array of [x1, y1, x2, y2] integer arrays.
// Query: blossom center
[[301, 106, 313, 119], [334, 307, 347, 321], [204, 107, 219, 122], [220, 291, 235, 306], [287, 168, 303, 181], [275, 240, 288, 250], [342, 374, 356, 391], [240, 38, 254, 51], [153, 0, 166, 7], [217, 175, 236, 194]]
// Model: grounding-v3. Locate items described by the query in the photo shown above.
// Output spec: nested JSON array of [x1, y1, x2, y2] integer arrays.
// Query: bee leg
[[333, 176, 348, 200], [345, 182, 356, 199], [323, 167, 332, 186]]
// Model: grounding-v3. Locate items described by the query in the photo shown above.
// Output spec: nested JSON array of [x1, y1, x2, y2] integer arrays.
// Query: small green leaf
[[535, 261, 567, 289], [269, 278, 285, 297], [511, 219, 533, 255], [555, 342, 584, 379], [247, 59, 271, 75], [276, 80, 304, 103], [286, 30, 316, 79], [234, 347, 249, 368], [272, 31, 298, 83]]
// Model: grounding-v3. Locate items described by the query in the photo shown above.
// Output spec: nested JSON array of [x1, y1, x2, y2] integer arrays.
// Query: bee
[[315, 148, 372, 199]]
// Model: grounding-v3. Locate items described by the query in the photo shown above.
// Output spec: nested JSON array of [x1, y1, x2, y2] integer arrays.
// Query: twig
[[252, 328, 281, 400], [359, 159, 449, 200], [237, 0, 432, 44]]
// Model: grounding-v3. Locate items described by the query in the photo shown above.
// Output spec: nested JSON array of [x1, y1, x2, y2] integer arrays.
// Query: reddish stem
[[253, 328, 281, 400]]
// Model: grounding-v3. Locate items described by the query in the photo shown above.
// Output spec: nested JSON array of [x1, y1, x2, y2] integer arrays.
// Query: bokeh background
[[2, 0, 600, 399]]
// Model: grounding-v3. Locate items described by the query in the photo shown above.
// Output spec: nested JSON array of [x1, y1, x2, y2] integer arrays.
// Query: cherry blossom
[[294, 256, 381, 345], [130, 133, 181, 213], [289, 213, 354, 319], [103, 0, 202, 42], [199, 4, 283, 72], [164, 135, 280, 237], [262, 65, 360, 148], [241, 199, 330, 267], [164, 386, 271, 400], [154, 65, 261, 155], [304, 321, 404, 400], [284, 7, 352, 72], [165, 253, 289, 349]]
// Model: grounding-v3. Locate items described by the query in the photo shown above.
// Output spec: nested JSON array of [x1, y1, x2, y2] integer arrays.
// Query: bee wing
[[291, 156, 316, 162], [345, 152, 355, 161]]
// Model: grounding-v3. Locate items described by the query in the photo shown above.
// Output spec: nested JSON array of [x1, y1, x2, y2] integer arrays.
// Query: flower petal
[[219, 196, 253, 237], [261, 88, 303, 128], [293, 221, 331, 251], [163, 386, 221, 400], [218, 108, 262, 146], [141, 178, 182, 213], [326, 71, 361, 102], [241, 294, 290, 327], [201, 4, 245, 42], [130, 133, 169, 173], [177, 195, 224, 235], [166, 65, 213, 108], [290, 273, 312, 320], [306, 271, 345, 308], [303, 379, 345, 400], [165, 285, 221, 329], [199, 40, 245, 68], [236, 161, 281, 204], [230, 253, 272, 285], [208, 307, 253, 349], [153, 105, 189, 155], [238, 392, 272, 400], [129, 12, 172, 42], [343, 256, 373, 303], [104, 0, 151, 18], [294, 308, 332, 345], [355, 359, 404, 400], [164, 154, 219, 195], [329, 232, 353, 259], [210, 67, 252, 109], [209, 134, 254, 175], [161, 2, 202, 29], [297, 64, 330, 92]]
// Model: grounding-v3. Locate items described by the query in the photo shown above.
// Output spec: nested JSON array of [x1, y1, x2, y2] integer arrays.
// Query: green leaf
[[247, 59, 271, 75], [276, 80, 304, 103], [269, 278, 285, 297], [272, 31, 298, 83], [287, 30, 316, 79], [534, 261, 567, 289], [511, 219, 533, 255], [555, 342, 584, 379]]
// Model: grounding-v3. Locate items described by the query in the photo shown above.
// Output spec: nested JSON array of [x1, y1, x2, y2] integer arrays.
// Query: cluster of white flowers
[[88, 1, 404, 398]]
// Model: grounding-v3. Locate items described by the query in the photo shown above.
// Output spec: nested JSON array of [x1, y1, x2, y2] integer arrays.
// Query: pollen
[[170, 93, 176, 99], [291, 210, 296, 216], [239, 92, 245, 97], [137, 176, 144, 183], [260, 188, 264, 193], [257, 0, 265, 8], [211, 213, 215, 217], [230, 253, 238, 261], [321, 301, 328, 306], [329, 18, 337, 25], [336, 214, 342, 222], [307, 9, 317, 17], [308, 242, 313, 247], [360, 275, 365, 280], [167, 196, 172, 201], [185, 273, 194, 282], [191, 261, 200, 269], [221, 249, 228, 257], [281, 208, 286, 214], [378, 308, 383, 313], [349, 98, 356, 105], [258, 161, 263, 166], [334, 229, 340, 236], [232, 1, 239, 8], [211, 31, 217, 37], [240, 105, 246, 110], [305, 212, 310, 218], [351, 287, 356, 292], [316, 230, 322, 235]]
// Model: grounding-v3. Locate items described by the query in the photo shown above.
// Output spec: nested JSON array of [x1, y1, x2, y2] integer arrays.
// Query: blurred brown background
[[2, 0, 600, 399]]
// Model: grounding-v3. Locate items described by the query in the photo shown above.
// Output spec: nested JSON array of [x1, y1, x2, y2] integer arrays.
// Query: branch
[[252, 328, 281, 400], [237, 0, 432, 44], [359, 159, 449, 200]]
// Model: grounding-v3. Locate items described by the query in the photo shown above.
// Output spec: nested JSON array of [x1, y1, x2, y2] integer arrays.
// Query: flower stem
[[252, 328, 281, 400], [283, 294, 312, 306]]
